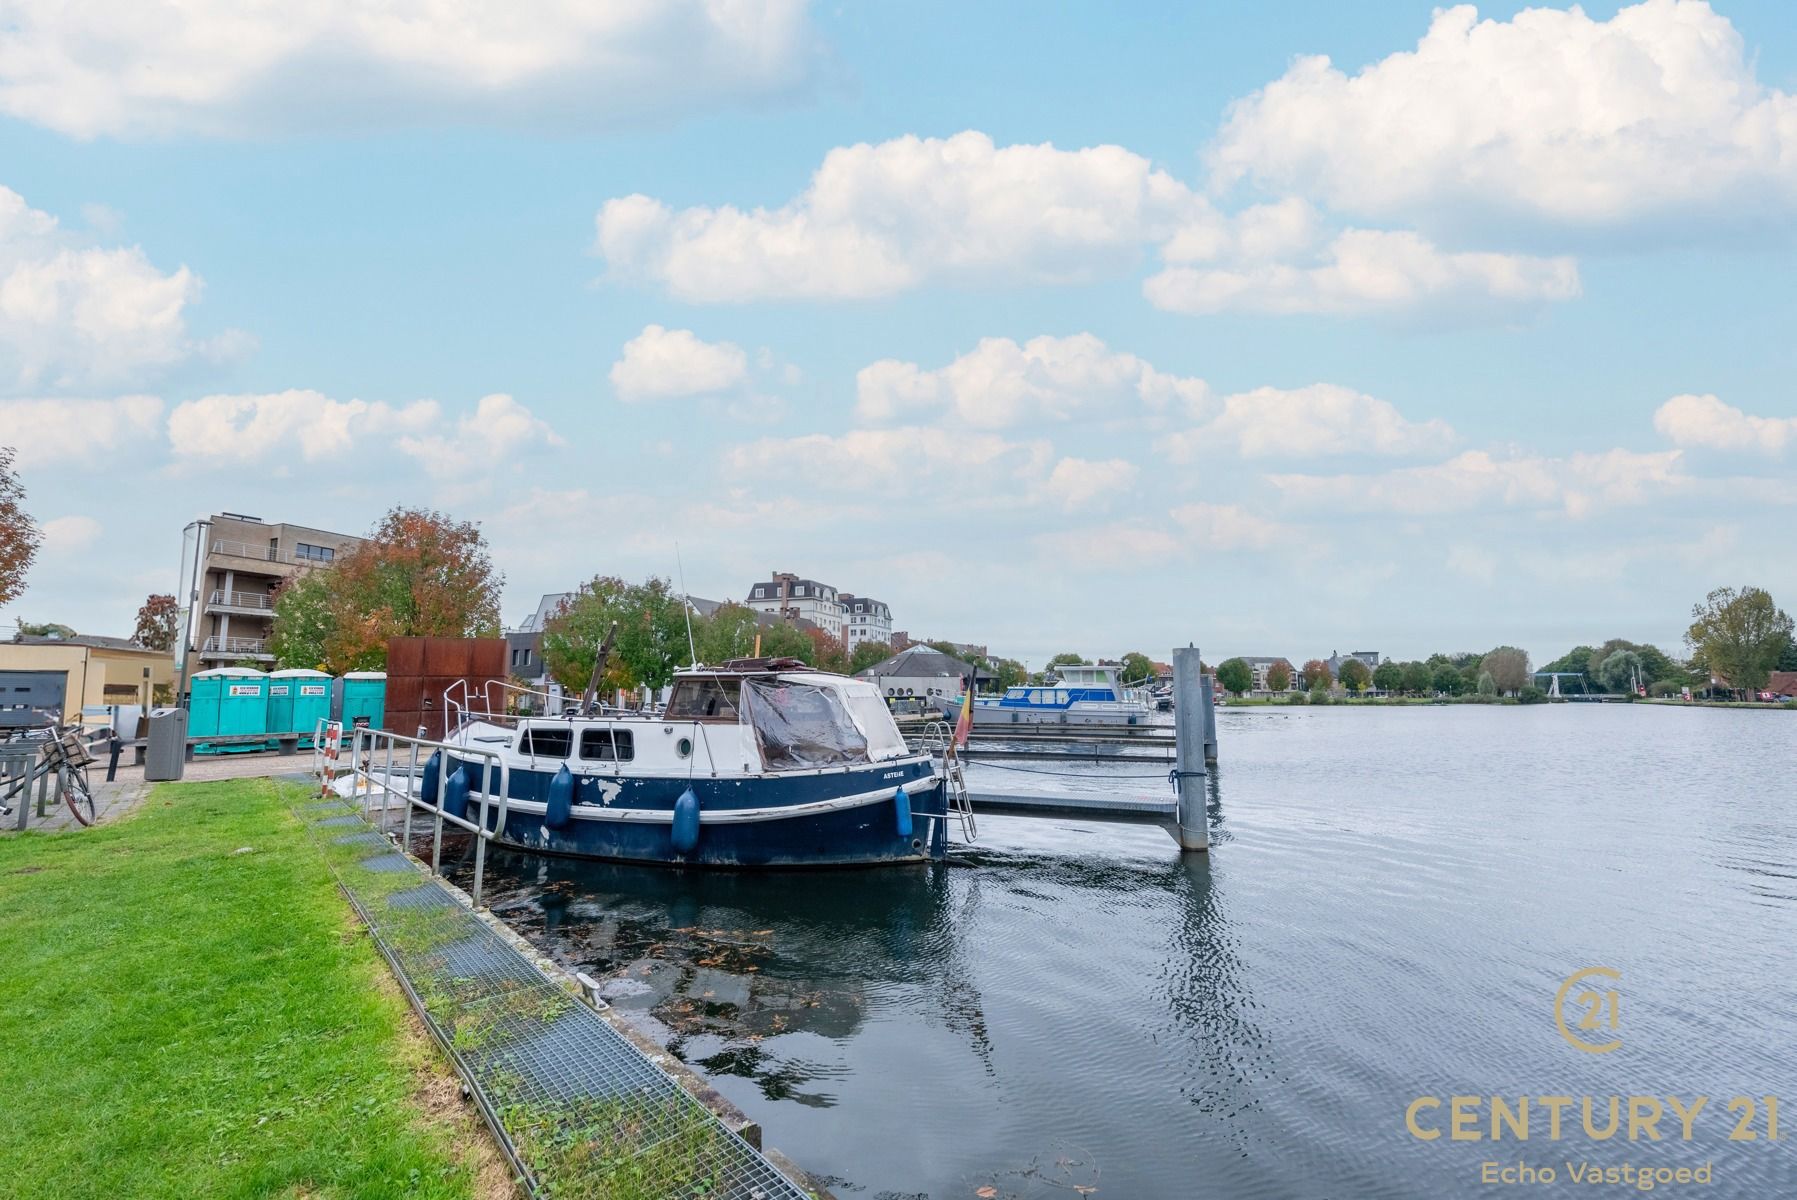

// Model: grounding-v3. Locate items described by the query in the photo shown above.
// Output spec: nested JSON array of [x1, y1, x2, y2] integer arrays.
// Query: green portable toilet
[[337, 671, 386, 732], [267, 668, 332, 738], [188, 667, 268, 750]]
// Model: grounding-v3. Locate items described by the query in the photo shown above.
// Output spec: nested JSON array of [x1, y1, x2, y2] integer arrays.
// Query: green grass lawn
[[0, 778, 508, 1199]]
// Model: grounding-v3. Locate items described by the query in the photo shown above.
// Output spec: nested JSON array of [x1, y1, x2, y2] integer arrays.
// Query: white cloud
[[0, 0, 819, 138], [610, 324, 749, 402], [856, 333, 1208, 428], [1653, 393, 1797, 454], [1035, 522, 1182, 567], [1268, 447, 1688, 517], [1170, 502, 1295, 550], [597, 131, 1200, 301], [397, 393, 563, 477], [1, 186, 226, 392], [724, 425, 1051, 491], [39, 514, 101, 553], [1208, 1, 1797, 230], [1042, 457, 1138, 510], [1145, 228, 1579, 317], [167, 389, 439, 463], [1164, 383, 1457, 460], [0, 395, 162, 466]]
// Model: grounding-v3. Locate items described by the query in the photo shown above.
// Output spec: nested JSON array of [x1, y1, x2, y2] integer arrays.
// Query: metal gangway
[[315, 718, 512, 908]]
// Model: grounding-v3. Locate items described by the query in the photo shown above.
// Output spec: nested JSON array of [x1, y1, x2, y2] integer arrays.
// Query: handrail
[[207, 589, 273, 610], [334, 723, 511, 908]]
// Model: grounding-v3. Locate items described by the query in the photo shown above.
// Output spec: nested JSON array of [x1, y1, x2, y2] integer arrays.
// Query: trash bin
[[145, 707, 188, 782]]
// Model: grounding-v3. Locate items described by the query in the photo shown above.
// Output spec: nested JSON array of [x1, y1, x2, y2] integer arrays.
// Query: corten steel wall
[[383, 637, 506, 740]]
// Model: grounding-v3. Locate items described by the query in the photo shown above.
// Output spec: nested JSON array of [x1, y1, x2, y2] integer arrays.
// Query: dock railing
[[327, 723, 513, 908]]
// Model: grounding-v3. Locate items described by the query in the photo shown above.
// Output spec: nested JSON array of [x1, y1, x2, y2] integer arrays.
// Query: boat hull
[[967, 704, 1158, 727], [449, 754, 949, 868]]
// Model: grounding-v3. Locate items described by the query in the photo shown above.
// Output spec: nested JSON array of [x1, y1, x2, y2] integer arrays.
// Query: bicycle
[[2, 725, 100, 827]]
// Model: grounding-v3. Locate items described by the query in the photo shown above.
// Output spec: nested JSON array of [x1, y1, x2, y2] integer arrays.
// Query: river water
[[464, 705, 1797, 1198]]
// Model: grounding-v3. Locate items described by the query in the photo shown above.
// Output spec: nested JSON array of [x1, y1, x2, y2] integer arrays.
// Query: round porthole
[[677, 737, 693, 758], [911, 838, 923, 851]]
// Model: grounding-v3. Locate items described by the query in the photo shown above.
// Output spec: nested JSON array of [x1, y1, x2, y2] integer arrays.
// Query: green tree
[[1596, 649, 1643, 695], [849, 639, 892, 673], [807, 628, 851, 674], [1046, 651, 1084, 671], [1480, 646, 1531, 695], [989, 658, 1028, 690], [1400, 661, 1432, 695], [1686, 586, 1794, 696], [1432, 663, 1465, 695], [1540, 645, 1596, 676], [1266, 660, 1293, 692], [1476, 671, 1498, 697], [1120, 651, 1157, 685], [1338, 658, 1372, 694], [541, 575, 691, 693], [0, 446, 40, 607], [693, 603, 813, 666], [1373, 661, 1403, 693], [1216, 657, 1253, 695], [1300, 658, 1331, 690], [270, 571, 337, 670], [15, 619, 75, 638]]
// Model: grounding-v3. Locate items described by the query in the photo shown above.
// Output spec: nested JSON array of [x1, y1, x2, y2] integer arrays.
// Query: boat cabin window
[[740, 678, 869, 769], [1006, 687, 1026, 700], [1055, 690, 1069, 705], [519, 724, 572, 758], [579, 728, 635, 762], [665, 678, 742, 721]]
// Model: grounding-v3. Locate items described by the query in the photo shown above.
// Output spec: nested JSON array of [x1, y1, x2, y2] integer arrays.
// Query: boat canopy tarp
[[741, 678, 870, 769]]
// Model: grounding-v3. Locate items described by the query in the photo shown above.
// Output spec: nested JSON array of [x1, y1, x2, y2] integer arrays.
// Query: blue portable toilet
[[188, 667, 269, 752], [267, 668, 332, 741], [336, 671, 386, 732]]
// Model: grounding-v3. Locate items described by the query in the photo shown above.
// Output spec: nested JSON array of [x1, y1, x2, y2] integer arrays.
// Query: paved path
[[4, 750, 308, 834]]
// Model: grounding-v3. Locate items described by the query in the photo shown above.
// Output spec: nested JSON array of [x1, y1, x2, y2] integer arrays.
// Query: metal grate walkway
[[291, 785, 811, 1200]]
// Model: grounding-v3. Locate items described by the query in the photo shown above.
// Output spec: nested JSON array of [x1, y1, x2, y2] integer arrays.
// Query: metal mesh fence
[[292, 786, 810, 1200]]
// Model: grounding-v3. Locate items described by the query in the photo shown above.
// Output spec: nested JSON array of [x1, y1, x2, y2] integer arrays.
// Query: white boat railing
[[314, 717, 512, 908]]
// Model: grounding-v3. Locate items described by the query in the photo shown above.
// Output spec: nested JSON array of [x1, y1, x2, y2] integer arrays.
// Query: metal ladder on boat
[[922, 721, 977, 841]]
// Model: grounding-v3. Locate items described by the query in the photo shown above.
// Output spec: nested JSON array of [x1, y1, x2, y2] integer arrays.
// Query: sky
[[2, 0, 1794, 670]]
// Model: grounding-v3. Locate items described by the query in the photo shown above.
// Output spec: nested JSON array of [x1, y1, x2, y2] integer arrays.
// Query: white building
[[838, 593, 892, 651], [855, 644, 974, 708]]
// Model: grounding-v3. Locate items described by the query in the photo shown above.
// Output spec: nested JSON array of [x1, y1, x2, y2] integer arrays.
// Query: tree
[[849, 639, 892, 673], [132, 593, 180, 651], [270, 570, 337, 670], [1596, 649, 1643, 695], [806, 628, 850, 675], [693, 603, 813, 667], [0, 446, 40, 606], [1266, 660, 1293, 692], [1300, 658, 1331, 690], [1476, 671, 1498, 697], [1373, 661, 1403, 693], [1216, 658, 1252, 695], [308, 506, 504, 669], [1400, 661, 1432, 695], [1120, 651, 1157, 686], [1432, 663, 1465, 696], [15, 619, 75, 638], [1047, 652, 1084, 670], [542, 575, 692, 694], [1480, 646, 1531, 695], [989, 657, 1028, 690], [1589, 638, 1680, 686], [1338, 658, 1372, 694], [1686, 586, 1794, 696]]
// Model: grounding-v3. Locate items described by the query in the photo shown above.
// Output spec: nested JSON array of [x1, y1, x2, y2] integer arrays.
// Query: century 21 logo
[[1555, 966, 1622, 1054]]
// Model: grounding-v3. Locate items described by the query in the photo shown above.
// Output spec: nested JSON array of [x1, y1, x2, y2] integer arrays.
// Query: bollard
[[1199, 676, 1218, 765], [1171, 645, 1210, 852]]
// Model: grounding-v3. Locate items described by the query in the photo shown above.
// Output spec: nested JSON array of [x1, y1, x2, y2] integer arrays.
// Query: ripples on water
[[462, 706, 1797, 1198]]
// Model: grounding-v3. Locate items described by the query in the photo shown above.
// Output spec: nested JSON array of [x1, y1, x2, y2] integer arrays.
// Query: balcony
[[208, 539, 336, 569], [206, 589, 275, 614], [200, 635, 274, 660]]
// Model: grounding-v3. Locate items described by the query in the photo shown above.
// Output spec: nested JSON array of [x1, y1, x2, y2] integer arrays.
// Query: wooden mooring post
[[1171, 645, 1210, 852]]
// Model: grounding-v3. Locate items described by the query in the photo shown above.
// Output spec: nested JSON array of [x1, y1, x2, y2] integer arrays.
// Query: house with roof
[[1238, 655, 1297, 692], [854, 644, 989, 708]]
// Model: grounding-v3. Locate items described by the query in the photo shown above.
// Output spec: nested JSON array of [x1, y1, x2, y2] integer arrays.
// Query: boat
[[435, 658, 949, 868], [964, 662, 1158, 726]]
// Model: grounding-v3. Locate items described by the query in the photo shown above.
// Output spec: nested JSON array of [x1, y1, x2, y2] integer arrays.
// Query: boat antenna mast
[[581, 620, 620, 715], [675, 542, 699, 668]]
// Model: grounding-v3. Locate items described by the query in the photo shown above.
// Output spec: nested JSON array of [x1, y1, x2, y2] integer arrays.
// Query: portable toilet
[[267, 669, 332, 739], [188, 667, 268, 751], [337, 671, 386, 732]]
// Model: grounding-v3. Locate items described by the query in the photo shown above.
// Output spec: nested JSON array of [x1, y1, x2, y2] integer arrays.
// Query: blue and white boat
[[965, 661, 1157, 726], [437, 659, 949, 868]]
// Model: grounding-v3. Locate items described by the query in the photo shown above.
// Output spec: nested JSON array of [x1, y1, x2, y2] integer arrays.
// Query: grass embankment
[[0, 778, 515, 1200]]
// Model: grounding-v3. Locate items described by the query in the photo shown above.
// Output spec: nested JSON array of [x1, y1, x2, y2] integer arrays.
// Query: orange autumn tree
[[303, 507, 503, 671]]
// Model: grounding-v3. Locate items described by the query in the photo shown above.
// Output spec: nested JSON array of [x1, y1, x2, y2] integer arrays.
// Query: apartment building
[[746, 572, 847, 640], [178, 513, 364, 683], [837, 593, 893, 651]]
